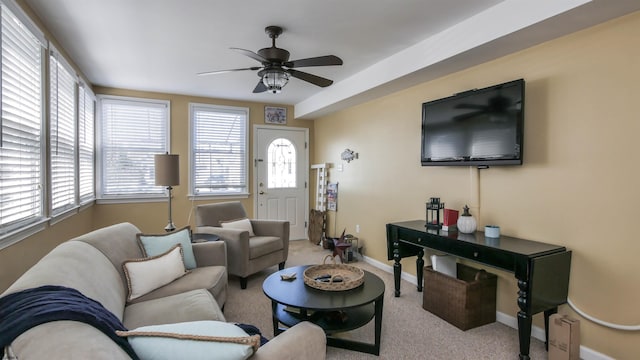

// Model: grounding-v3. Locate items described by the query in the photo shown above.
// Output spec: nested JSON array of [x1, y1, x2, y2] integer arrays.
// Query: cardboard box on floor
[[549, 314, 580, 360]]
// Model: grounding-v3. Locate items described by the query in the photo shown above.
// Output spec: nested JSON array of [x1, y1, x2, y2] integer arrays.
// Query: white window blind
[[0, 2, 45, 235], [99, 96, 168, 198], [49, 49, 77, 215], [190, 103, 248, 196], [78, 82, 95, 203]]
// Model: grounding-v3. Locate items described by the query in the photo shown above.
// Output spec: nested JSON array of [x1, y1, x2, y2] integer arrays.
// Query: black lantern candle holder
[[426, 197, 444, 229]]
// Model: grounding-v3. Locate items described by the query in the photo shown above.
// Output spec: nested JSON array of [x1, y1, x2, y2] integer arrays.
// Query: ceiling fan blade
[[253, 80, 267, 93], [288, 69, 334, 87], [231, 47, 268, 63], [285, 55, 343, 68], [197, 67, 262, 76]]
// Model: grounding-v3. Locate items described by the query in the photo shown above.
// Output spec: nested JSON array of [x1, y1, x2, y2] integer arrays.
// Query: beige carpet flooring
[[222, 240, 547, 359]]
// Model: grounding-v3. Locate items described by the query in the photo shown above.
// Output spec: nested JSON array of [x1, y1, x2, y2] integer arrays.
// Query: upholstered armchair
[[195, 201, 290, 289]]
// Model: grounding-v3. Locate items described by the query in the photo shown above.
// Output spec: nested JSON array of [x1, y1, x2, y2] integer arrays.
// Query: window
[[98, 96, 169, 200], [78, 81, 95, 204], [190, 103, 248, 197], [0, 1, 46, 238], [267, 138, 296, 188], [49, 48, 77, 215]]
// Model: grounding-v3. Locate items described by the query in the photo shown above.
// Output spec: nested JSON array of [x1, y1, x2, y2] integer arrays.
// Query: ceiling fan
[[197, 25, 343, 94]]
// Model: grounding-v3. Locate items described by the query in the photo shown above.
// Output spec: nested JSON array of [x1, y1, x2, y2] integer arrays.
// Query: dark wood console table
[[386, 220, 571, 360]]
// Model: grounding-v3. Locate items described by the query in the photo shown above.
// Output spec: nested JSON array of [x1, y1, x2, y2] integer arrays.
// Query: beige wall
[[312, 12, 640, 359], [0, 209, 95, 292]]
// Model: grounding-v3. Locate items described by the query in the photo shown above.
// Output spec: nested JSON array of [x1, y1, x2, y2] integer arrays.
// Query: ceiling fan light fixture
[[262, 69, 290, 94]]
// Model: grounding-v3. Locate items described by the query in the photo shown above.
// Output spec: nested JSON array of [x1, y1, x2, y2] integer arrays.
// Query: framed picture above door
[[265, 106, 287, 125]]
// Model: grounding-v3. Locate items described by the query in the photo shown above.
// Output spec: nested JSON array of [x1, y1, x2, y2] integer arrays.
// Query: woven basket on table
[[303, 254, 364, 291]]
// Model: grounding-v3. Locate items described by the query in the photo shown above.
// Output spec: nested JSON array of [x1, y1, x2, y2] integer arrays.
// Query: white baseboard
[[361, 255, 613, 360]]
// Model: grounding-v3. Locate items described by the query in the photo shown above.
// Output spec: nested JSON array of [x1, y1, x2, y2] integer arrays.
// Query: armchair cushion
[[220, 218, 255, 237], [137, 227, 197, 269], [249, 236, 283, 259]]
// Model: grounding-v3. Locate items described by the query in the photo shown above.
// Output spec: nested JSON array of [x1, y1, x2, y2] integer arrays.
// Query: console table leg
[[416, 249, 424, 292], [544, 308, 558, 351], [517, 312, 532, 360], [393, 241, 402, 297], [393, 259, 401, 297], [517, 279, 532, 360]]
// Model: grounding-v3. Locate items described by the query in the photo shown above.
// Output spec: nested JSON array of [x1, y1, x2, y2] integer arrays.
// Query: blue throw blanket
[[0, 285, 139, 360]]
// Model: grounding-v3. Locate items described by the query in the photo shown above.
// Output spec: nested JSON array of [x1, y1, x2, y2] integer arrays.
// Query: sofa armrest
[[252, 322, 326, 360], [192, 240, 226, 267]]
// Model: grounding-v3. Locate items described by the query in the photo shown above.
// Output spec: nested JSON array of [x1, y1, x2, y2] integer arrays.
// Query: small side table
[[332, 236, 359, 263], [191, 233, 220, 243]]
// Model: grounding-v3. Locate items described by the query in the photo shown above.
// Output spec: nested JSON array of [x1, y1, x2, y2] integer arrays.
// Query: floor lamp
[[155, 153, 179, 232]]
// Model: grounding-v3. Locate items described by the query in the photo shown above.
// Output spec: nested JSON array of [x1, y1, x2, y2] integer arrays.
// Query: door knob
[[259, 191, 265, 195]]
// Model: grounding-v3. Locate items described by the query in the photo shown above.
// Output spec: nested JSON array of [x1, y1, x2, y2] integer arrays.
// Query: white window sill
[[96, 196, 167, 205], [188, 192, 250, 201], [0, 219, 48, 251]]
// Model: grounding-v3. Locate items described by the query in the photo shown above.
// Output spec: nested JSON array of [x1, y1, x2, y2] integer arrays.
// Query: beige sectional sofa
[[1, 222, 325, 360]]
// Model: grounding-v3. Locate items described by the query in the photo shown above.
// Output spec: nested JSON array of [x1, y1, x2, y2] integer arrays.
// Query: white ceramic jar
[[457, 205, 477, 234]]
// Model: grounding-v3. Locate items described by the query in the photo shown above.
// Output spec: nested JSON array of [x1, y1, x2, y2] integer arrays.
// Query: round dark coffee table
[[262, 265, 384, 355]]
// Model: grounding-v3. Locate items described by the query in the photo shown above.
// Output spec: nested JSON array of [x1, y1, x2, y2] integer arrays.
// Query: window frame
[[96, 95, 170, 203], [49, 46, 79, 218], [0, 0, 97, 249], [188, 102, 249, 199], [77, 80, 96, 206], [0, 0, 47, 247]]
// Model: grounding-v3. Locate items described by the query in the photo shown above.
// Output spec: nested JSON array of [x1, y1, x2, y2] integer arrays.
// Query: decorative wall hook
[[341, 149, 358, 163]]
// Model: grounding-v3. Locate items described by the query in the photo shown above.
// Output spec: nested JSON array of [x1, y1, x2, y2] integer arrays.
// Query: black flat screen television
[[421, 79, 524, 167]]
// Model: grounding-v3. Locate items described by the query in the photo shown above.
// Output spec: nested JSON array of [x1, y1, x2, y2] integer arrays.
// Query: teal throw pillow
[[137, 226, 197, 269]]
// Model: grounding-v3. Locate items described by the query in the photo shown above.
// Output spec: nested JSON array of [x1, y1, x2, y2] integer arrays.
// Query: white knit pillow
[[123, 244, 188, 301]]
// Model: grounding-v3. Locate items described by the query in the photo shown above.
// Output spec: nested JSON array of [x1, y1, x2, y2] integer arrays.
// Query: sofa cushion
[[123, 245, 189, 301], [123, 289, 225, 330], [126, 265, 227, 308], [220, 218, 255, 237], [137, 226, 197, 269], [117, 321, 258, 360]]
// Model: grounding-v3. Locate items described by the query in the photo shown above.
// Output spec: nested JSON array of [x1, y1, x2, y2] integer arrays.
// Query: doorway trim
[[253, 124, 309, 239]]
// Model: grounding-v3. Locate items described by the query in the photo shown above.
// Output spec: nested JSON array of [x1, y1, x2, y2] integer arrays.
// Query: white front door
[[254, 126, 308, 240]]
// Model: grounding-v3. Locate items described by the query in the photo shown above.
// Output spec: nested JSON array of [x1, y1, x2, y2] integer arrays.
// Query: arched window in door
[[267, 138, 296, 188]]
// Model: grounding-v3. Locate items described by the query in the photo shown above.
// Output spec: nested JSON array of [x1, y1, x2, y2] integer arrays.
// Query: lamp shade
[[154, 154, 180, 186]]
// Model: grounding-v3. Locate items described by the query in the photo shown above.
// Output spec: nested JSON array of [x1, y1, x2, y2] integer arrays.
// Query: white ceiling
[[23, 0, 640, 118]]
